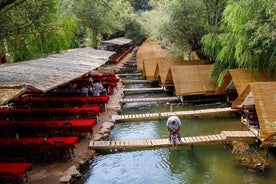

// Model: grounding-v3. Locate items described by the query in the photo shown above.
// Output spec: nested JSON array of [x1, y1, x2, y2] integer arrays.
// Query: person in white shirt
[[81, 85, 89, 97], [166, 116, 182, 143], [93, 81, 103, 96]]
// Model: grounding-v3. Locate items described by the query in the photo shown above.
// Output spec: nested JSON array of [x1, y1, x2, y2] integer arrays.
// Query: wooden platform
[[119, 96, 180, 104], [112, 107, 238, 122], [121, 80, 151, 84], [122, 87, 164, 93], [116, 73, 142, 77], [89, 131, 256, 150]]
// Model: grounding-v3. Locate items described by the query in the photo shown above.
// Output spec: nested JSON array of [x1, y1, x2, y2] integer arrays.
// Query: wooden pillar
[[170, 103, 174, 112]]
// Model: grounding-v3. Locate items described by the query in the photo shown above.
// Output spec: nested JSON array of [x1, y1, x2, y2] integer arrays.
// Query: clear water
[[77, 73, 276, 184]]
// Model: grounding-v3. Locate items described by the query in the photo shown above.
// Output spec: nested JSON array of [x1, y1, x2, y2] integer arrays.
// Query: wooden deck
[[121, 80, 151, 84], [112, 107, 238, 122], [116, 73, 142, 77], [119, 96, 180, 104], [89, 131, 256, 150], [122, 87, 164, 93]]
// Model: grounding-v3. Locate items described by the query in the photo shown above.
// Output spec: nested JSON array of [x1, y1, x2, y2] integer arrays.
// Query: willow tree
[[71, 0, 134, 48], [202, 0, 276, 85], [140, 0, 227, 58], [0, 0, 79, 62]]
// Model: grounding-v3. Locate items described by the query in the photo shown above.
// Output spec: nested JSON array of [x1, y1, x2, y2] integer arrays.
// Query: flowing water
[[77, 69, 276, 184]]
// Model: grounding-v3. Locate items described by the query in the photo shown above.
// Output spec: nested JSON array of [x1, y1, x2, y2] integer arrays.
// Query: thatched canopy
[[157, 57, 184, 87], [216, 69, 276, 95], [238, 82, 276, 146], [101, 37, 132, 46], [143, 57, 160, 81], [136, 39, 169, 72], [158, 59, 206, 87], [231, 84, 254, 109], [0, 88, 27, 106], [251, 82, 276, 141], [0, 47, 114, 105], [171, 65, 216, 96]]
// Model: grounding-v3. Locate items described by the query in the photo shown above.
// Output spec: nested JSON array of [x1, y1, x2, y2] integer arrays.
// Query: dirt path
[[27, 49, 136, 184]]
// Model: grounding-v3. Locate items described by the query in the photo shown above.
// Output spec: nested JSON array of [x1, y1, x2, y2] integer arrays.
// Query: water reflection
[[80, 144, 276, 184], [79, 73, 276, 184], [108, 121, 160, 140], [79, 113, 276, 184]]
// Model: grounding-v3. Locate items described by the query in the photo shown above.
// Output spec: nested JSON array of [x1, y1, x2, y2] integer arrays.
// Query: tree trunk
[[92, 29, 98, 49]]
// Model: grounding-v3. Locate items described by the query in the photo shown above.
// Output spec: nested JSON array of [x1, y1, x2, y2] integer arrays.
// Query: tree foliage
[[0, 0, 79, 62], [140, 0, 227, 58], [71, 0, 134, 48], [130, 0, 151, 11], [202, 0, 276, 85], [0, 0, 147, 62]]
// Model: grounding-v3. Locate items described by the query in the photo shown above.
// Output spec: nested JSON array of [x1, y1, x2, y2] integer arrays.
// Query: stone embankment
[[59, 122, 116, 183]]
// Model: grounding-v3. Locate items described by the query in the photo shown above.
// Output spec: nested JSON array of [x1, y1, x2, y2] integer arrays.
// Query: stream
[[77, 64, 276, 184]]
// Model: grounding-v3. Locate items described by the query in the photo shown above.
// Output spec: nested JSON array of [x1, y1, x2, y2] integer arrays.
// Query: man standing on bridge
[[166, 115, 182, 143]]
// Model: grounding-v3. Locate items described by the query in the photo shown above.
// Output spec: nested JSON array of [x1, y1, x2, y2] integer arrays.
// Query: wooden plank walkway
[[121, 80, 151, 84], [116, 73, 142, 77], [112, 107, 238, 122], [89, 131, 256, 150], [122, 87, 164, 93], [119, 96, 180, 104]]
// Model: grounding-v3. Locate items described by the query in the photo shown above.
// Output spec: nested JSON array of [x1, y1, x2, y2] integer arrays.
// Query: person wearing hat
[[166, 115, 182, 143]]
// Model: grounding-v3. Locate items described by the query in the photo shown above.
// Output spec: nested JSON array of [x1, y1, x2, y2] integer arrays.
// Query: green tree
[[0, 0, 79, 62], [141, 0, 227, 58], [71, 0, 134, 48], [124, 18, 146, 45], [202, 0, 276, 85]]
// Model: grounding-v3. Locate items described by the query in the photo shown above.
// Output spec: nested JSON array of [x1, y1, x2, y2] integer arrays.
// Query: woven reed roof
[[219, 69, 276, 146], [158, 59, 206, 87], [231, 84, 254, 109], [101, 37, 132, 46], [0, 88, 27, 106], [0, 47, 114, 105], [143, 57, 160, 81], [216, 69, 276, 95], [136, 40, 169, 71], [251, 82, 276, 144], [158, 57, 184, 87], [171, 65, 216, 96], [231, 81, 276, 146]]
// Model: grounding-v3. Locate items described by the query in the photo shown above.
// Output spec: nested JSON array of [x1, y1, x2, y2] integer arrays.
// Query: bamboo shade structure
[[171, 65, 216, 96], [231, 84, 254, 109], [225, 80, 276, 146], [158, 59, 206, 87], [136, 39, 169, 72], [0, 48, 114, 105], [250, 82, 276, 146], [0, 88, 27, 106], [143, 57, 160, 81], [158, 57, 184, 87], [216, 69, 276, 95], [101, 37, 132, 46]]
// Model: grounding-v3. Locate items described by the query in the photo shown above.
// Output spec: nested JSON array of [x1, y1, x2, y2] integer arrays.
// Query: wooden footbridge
[[119, 96, 180, 104], [121, 79, 151, 84], [116, 73, 142, 77], [112, 107, 238, 122], [122, 87, 164, 93], [89, 131, 256, 150]]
